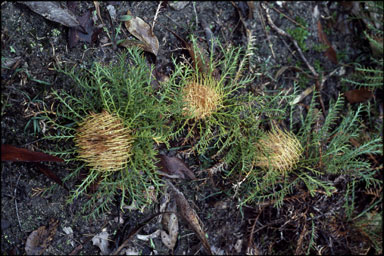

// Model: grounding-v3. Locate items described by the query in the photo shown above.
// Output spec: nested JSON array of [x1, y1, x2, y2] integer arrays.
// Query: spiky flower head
[[255, 127, 303, 173], [75, 110, 133, 172], [182, 75, 222, 120]]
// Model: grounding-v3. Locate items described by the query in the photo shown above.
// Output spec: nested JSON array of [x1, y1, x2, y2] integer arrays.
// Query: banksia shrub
[[237, 93, 382, 209], [75, 111, 133, 172], [255, 127, 303, 174], [43, 48, 169, 218], [162, 35, 288, 159]]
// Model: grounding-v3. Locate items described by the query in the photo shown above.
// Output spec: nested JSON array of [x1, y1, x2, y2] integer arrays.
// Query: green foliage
[[237, 91, 382, 208], [287, 18, 309, 52], [43, 48, 169, 218], [342, 1, 383, 89], [161, 36, 290, 172]]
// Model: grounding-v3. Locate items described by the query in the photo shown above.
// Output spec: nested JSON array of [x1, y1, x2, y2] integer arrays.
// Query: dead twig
[[247, 207, 265, 253], [15, 173, 22, 231], [152, 1, 162, 32], [261, 2, 318, 78], [271, 6, 308, 30], [111, 212, 167, 255], [256, 3, 276, 59]]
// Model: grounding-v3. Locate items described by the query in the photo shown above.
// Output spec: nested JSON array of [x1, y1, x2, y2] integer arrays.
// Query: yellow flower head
[[182, 75, 222, 120], [255, 127, 303, 173], [75, 110, 133, 172]]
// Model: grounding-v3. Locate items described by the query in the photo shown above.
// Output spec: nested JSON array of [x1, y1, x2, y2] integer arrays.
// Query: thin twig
[[193, 2, 199, 28], [152, 1, 163, 32], [247, 207, 265, 253], [261, 2, 318, 78], [15, 173, 22, 231], [271, 6, 308, 30], [256, 3, 276, 59]]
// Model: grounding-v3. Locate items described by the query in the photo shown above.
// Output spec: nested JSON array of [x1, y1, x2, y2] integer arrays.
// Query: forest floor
[[1, 1, 382, 255]]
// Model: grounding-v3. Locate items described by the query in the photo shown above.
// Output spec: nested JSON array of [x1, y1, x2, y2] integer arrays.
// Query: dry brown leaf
[[166, 180, 212, 255], [25, 218, 58, 255], [317, 20, 338, 64], [124, 10, 159, 56], [18, 2, 80, 28], [344, 88, 373, 104], [160, 192, 178, 250], [157, 154, 196, 179], [119, 39, 154, 53]]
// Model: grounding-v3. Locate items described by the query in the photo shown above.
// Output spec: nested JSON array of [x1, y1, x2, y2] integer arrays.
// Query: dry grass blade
[[166, 180, 212, 255]]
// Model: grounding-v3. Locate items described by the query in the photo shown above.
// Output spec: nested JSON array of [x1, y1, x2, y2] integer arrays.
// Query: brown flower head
[[255, 128, 303, 173], [182, 75, 222, 120], [75, 110, 133, 172]]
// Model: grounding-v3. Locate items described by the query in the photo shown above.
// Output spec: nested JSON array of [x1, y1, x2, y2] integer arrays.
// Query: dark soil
[[1, 1, 382, 255]]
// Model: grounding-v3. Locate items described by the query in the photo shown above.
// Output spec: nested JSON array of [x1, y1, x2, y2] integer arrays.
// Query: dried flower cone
[[75, 111, 133, 172], [182, 76, 221, 119], [255, 128, 303, 173]]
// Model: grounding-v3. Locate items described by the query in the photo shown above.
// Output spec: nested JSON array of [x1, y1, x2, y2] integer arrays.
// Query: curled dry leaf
[[344, 88, 374, 104], [161, 213, 178, 250], [160, 193, 178, 250], [137, 230, 160, 241], [92, 229, 110, 255], [157, 154, 196, 179], [18, 1, 80, 28], [166, 180, 212, 255], [67, 7, 102, 48], [119, 39, 154, 54], [124, 10, 159, 56], [25, 218, 59, 255]]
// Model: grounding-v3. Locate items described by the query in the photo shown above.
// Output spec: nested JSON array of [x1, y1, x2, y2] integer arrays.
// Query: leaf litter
[[123, 10, 159, 56], [25, 218, 59, 255]]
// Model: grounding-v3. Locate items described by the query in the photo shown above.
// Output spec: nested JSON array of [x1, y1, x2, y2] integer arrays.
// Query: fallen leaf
[[93, 1, 104, 24], [136, 230, 161, 241], [18, 1, 80, 28], [119, 39, 154, 53], [124, 10, 159, 55], [92, 229, 110, 255], [1, 144, 63, 162], [67, 4, 102, 48], [111, 212, 165, 255], [1, 145, 68, 190], [166, 180, 212, 255], [289, 85, 316, 105], [160, 194, 178, 250], [317, 20, 338, 64], [25, 218, 58, 255], [161, 212, 178, 250], [106, 4, 117, 21], [344, 88, 373, 103], [157, 154, 196, 179]]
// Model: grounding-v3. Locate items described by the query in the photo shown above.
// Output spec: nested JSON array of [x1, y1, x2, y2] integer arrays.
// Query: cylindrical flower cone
[[255, 127, 303, 173], [182, 75, 222, 120], [75, 110, 133, 172]]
